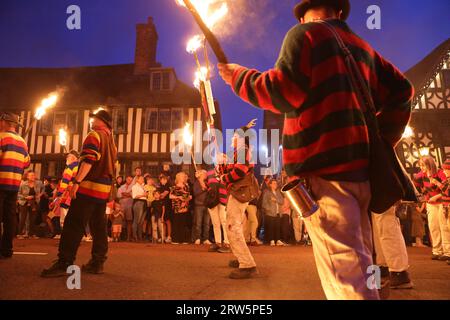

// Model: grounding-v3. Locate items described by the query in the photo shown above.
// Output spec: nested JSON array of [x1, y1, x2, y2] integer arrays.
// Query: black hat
[[89, 109, 113, 129], [0, 111, 23, 127], [294, 0, 350, 21]]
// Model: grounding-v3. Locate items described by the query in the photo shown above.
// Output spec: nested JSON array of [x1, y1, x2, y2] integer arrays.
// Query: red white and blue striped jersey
[[0, 131, 30, 192]]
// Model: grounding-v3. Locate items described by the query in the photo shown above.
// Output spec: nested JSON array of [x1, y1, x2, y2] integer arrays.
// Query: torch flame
[[35, 93, 59, 120], [194, 67, 208, 89], [59, 128, 68, 147], [186, 35, 203, 53], [176, 0, 228, 30], [183, 122, 193, 147]]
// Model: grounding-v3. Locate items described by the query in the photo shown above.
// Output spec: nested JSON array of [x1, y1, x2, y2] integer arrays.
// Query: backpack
[[205, 184, 221, 209]]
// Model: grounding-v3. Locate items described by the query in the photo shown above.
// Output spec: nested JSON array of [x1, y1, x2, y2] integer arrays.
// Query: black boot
[[41, 260, 70, 278], [81, 260, 104, 274], [228, 259, 239, 268], [229, 267, 258, 279], [390, 271, 413, 289]]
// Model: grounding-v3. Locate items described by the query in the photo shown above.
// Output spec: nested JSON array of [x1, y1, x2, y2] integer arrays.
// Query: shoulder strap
[[317, 20, 378, 121]]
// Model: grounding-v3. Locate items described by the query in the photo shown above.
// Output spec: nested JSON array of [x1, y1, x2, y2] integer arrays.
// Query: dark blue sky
[[1, 0, 449, 131]]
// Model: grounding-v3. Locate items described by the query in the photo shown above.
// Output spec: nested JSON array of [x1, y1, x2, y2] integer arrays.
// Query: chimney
[[134, 17, 158, 76]]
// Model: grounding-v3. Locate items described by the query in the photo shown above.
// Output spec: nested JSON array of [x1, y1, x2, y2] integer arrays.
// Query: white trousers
[[427, 203, 448, 256], [226, 195, 256, 269], [372, 207, 409, 272], [304, 176, 379, 300], [292, 213, 304, 242], [208, 204, 229, 245], [429, 204, 450, 256]]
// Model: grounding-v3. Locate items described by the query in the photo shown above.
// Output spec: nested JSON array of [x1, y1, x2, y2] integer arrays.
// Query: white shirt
[[132, 183, 146, 200]]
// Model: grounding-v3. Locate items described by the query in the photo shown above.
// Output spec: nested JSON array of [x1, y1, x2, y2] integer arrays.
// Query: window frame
[[112, 108, 128, 134], [144, 107, 159, 133]]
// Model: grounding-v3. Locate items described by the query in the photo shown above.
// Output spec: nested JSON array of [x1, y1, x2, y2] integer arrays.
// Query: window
[[144, 108, 158, 132], [171, 108, 183, 130], [159, 108, 171, 131], [151, 72, 161, 91], [113, 108, 127, 133], [54, 112, 66, 129], [162, 72, 170, 90], [67, 111, 78, 133], [38, 113, 54, 135]]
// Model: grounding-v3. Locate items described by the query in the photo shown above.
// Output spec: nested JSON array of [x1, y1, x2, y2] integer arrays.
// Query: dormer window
[[150, 68, 176, 91]]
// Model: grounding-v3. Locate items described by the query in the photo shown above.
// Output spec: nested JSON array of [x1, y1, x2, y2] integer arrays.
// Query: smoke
[[216, 0, 286, 51]]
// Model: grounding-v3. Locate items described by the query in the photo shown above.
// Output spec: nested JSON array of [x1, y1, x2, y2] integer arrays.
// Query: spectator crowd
[[12, 160, 312, 250], [10, 152, 450, 264]]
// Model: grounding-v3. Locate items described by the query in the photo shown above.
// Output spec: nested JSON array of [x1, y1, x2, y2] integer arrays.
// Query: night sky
[[1, 0, 449, 132]]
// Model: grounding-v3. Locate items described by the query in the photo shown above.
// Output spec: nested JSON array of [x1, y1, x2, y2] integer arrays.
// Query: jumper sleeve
[[79, 131, 101, 164], [373, 52, 414, 146]]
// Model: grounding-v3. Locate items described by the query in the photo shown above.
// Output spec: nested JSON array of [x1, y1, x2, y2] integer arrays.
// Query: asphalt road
[[0, 239, 449, 300]]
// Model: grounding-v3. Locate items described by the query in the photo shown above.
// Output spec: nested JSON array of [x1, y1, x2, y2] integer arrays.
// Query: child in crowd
[[150, 190, 165, 243], [111, 202, 125, 242]]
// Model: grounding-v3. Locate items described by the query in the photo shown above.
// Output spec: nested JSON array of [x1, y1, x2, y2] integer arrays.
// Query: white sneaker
[[276, 240, 286, 246], [165, 237, 172, 244], [270, 240, 275, 246], [255, 238, 263, 245], [53, 234, 61, 240], [16, 235, 25, 240], [194, 239, 201, 245], [203, 240, 212, 245], [157, 238, 162, 243]]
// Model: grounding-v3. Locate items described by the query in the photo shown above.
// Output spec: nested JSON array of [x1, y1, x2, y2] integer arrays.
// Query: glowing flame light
[[186, 35, 203, 53], [59, 128, 68, 146], [35, 93, 59, 120], [183, 122, 193, 147], [402, 126, 414, 139], [193, 67, 208, 89], [176, 0, 229, 29], [419, 147, 430, 157]]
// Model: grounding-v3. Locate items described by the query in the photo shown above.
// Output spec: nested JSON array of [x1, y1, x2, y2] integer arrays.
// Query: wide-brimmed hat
[[0, 111, 23, 127], [294, 0, 351, 21], [89, 109, 112, 129]]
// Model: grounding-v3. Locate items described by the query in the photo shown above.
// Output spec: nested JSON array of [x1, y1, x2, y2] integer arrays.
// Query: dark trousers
[[172, 213, 191, 243], [0, 190, 18, 256], [280, 214, 291, 243], [192, 205, 210, 241], [58, 197, 108, 264], [264, 215, 281, 242], [18, 204, 38, 236]]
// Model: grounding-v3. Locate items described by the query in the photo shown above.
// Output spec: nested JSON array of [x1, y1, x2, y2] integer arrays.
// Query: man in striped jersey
[[53, 149, 79, 236], [218, 0, 413, 299], [42, 110, 117, 277], [220, 122, 259, 279], [0, 112, 30, 259]]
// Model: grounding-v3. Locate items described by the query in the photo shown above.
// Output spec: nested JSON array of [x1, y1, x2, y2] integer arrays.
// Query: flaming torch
[[23, 92, 59, 138], [58, 128, 68, 153], [183, 122, 198, 171], [176, 0, 229, 63]]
